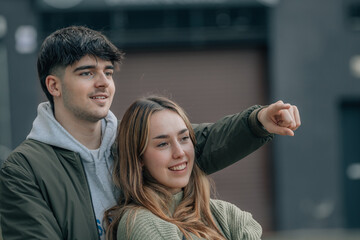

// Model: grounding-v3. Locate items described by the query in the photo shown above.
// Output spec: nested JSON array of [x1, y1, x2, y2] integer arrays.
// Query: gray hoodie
[[27, 102, 117, 240]]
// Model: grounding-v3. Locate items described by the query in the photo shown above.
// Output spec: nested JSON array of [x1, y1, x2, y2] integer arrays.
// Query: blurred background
[[1, 0, 360, 239]]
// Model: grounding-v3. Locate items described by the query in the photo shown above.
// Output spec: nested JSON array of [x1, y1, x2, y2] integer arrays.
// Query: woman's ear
[[46, 75, 61, 97], [139, 157, 144, 167]]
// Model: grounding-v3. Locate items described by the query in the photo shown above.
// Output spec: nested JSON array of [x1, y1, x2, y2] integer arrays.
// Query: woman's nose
[[172, 142, 185, 159]]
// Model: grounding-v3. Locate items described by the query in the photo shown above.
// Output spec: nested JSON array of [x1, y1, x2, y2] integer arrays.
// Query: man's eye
[[80, 72, 92, 76], [105, 71, 114, 77]]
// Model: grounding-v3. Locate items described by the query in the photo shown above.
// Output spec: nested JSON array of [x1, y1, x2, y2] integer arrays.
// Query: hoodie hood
[[27, 102, 118, 163]]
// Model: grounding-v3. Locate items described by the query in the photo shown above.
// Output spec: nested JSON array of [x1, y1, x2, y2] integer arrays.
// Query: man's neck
[[54, 112, 102, 150]]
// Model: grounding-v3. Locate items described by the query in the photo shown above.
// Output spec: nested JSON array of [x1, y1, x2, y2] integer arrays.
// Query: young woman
[[104, 96, 262, 240]]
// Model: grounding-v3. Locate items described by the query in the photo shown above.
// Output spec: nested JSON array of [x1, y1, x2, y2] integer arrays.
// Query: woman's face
[[141, 109, 195, 194]]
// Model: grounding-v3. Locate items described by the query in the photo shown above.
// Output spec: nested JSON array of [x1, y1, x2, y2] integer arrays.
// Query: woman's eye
[[181, 136, 190, 142], [157, 142, 168, 148]]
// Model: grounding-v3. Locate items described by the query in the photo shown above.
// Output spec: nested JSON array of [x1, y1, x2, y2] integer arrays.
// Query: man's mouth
[[90, 96, 106, 99]]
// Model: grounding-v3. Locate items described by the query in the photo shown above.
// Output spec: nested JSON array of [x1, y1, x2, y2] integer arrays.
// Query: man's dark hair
[[37, 25, 124, 107]]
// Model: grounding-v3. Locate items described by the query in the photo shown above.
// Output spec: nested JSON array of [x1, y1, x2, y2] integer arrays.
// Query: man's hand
[[257, 100, 301, 136]]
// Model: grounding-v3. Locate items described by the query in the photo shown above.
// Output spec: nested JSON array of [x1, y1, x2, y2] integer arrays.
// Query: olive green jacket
[[0, 105, 272, 240]]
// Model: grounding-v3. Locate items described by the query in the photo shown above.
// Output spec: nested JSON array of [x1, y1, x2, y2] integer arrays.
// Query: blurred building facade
[[0, 0, 359, 236]]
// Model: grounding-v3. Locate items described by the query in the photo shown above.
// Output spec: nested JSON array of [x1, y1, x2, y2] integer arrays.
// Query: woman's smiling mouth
[[169, 162, 187, 171]]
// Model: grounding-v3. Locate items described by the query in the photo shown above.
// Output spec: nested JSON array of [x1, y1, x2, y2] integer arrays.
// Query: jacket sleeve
[[0, 153, 62, 240], [192, 105, 273, 175]]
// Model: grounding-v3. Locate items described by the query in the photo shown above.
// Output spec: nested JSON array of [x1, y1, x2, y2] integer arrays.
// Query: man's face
[[57, 55, 115, 123]]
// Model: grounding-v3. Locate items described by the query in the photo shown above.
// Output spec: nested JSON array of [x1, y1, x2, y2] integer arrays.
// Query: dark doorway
[[340, 100, 360, 229]]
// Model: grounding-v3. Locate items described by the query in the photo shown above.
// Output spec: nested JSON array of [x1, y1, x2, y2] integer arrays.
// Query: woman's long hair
[[104, 96, 225, 240]]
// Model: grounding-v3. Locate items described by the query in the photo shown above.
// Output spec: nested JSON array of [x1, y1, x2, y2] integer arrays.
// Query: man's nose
[[95, 72, 110, 88]]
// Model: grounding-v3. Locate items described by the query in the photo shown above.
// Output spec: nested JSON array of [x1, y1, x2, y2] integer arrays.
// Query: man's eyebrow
[[73, 65, 114, 72], [105, 65, 114, 70], [73, 65, 96, 72]]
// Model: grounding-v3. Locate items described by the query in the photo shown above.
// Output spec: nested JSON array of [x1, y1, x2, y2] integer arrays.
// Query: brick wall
[[111, 47, 273, 232]]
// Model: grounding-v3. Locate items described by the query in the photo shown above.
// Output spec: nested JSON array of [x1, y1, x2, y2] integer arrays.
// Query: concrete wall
[[0, 0, 39, 150], [270, 0, 360, 230]]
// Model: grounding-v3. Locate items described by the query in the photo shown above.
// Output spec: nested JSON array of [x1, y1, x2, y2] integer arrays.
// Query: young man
[[0, 26, 300, 240]]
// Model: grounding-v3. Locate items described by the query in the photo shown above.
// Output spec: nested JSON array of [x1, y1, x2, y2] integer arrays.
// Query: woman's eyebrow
[[152, 129, 188, 139], [153, 134, 169, 140], [178, 129, 188, 135]]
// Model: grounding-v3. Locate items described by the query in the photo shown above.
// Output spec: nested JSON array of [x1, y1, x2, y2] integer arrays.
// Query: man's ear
[[45, 75, 61, 97]]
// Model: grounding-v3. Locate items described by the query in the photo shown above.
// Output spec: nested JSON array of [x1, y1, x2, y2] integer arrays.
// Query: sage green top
[[117, 192, 262, 240]]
